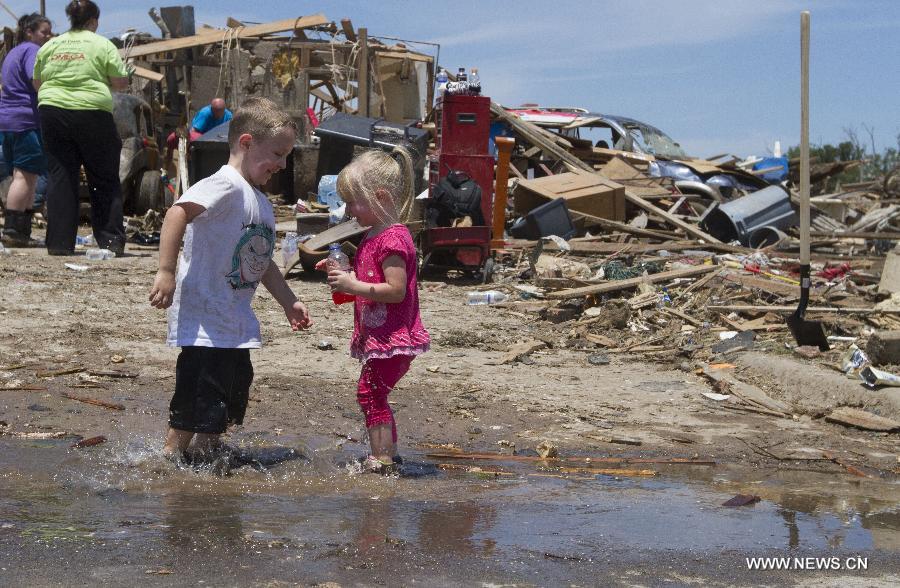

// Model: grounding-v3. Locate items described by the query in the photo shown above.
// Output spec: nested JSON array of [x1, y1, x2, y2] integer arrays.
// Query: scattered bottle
[[468, 67, 481, 95], [457, 67, 467, 83], [282, 231, 299, 266], [76, 234, 95, 247], [466, 290, 507, 305], [0, 243, 8, 255], [85, 248, 115, 261], [436, 68, 449, 99], [326, 243, 356, 305]]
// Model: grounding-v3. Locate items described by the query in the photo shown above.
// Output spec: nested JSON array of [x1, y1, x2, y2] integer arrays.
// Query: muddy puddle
[[1, 434, 898, 585]]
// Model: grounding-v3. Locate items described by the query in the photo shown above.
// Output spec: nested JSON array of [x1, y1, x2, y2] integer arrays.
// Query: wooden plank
[[707, 305, 899, 315], [722, 271, 803, 299], [546, 264, 718, 299], [825, 407, 900, 432], [130, 65, 164, 82], [120, 14, 329, 58], [358, 27, 369, 117], [810, 231, 900, 240], [879, 250, 900, 294], [372, 49, 434, 63], [508, 240, 705, 255], [572, 211, 678, 241], [340, 18, 356, 41]]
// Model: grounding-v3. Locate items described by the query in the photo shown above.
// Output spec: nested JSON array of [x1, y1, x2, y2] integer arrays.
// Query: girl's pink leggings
[[357, 355, 413, 442]]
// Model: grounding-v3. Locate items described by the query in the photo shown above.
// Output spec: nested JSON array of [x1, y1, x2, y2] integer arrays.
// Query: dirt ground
[[1, 240, 898, 472], [1, 236, 900, 585]]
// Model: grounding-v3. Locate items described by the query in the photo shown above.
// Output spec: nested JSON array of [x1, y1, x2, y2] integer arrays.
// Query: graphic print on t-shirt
[[226, 223, 274, 289]]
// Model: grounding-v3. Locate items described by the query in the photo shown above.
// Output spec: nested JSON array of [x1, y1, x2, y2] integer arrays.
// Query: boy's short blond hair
[[227, 97, 297, 148]]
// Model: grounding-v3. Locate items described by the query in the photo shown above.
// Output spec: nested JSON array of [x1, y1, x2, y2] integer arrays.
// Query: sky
[[7, 0, 898, 159]]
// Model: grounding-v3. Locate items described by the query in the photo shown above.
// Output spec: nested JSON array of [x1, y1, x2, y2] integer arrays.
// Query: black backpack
[[426, 170, 485, 227]]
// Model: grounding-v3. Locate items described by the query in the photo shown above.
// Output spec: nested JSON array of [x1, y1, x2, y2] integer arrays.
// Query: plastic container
[[436, 68, 449, 99], [76, 234, 95, 247], [466, 290, 507, 305], [282, 231, 299, 266], [468, 68, 481, 95], [317, 175, 342, 209], [326, 243, 355, 305], [508, 198, 576, 240], [700, 185, 797, 246], [85, 248, 115, 260]]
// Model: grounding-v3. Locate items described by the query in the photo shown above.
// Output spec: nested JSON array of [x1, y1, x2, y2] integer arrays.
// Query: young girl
[[326, 148, 430, 475]]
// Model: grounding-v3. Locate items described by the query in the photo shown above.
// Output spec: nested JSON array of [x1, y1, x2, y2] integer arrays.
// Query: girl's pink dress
[[350, 224, 430, 361]]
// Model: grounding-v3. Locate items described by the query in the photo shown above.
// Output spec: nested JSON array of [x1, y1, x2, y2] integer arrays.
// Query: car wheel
[[135, 170, 163, 214]]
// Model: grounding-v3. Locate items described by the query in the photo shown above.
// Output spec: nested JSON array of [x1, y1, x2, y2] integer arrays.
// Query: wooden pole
[[358, 27, 369, 117], [800, 11, 811, 268], [492, 137, 515, 249]]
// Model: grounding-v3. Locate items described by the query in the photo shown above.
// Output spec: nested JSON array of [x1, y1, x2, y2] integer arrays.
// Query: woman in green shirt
[[34, 0, 129, 255]]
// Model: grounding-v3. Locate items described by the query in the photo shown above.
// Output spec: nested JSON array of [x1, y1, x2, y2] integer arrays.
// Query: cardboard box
[[513, 171, 626, 221]]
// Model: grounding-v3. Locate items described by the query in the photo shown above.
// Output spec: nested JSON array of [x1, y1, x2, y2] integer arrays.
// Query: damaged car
[[504, 106, 770, 200]]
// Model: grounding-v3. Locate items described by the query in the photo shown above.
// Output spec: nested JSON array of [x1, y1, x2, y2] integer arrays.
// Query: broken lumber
[[499, 340, 548, 364], [824, 407, 900, 432], [546, 264, 717, 300], [707, 305, 900, 315], [425, 451, 715, 465], [623, 188, 722, 243], [121, 14, 329, 58], [62, 392, 124, 411]]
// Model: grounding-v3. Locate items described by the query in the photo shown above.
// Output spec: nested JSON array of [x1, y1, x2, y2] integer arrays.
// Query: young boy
[[149, 97, 310, 465]]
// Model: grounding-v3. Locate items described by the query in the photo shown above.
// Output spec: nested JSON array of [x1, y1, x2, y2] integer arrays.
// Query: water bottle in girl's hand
[[326, 243, 356, 305]]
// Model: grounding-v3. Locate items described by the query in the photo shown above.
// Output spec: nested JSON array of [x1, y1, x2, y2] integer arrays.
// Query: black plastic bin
[[509, 198, 576, 240]]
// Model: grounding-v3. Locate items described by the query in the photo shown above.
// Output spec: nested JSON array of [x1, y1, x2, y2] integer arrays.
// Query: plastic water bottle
[[469, 68, 481, 95], [326, 243, 355, 305], [466, 290, 507, 305], [0, 243, 8, 255], [282, 231, 299, 266], [85, 248, 115, 260], [317, 175, 342, 209], [436, 68, 449, 99]]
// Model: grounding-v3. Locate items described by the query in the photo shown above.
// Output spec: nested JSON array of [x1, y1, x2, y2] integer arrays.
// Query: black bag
[[426, 170, 485, 228]]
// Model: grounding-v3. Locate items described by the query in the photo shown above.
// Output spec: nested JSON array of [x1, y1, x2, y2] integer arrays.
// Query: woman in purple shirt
[[0, 13, 52, 247]]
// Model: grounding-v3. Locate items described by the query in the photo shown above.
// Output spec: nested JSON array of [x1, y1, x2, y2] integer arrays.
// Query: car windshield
[[619, 120, 687, 159]]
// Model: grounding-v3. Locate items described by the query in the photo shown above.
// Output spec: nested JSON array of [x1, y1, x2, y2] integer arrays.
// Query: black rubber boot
[[1, 209, 39, 247]]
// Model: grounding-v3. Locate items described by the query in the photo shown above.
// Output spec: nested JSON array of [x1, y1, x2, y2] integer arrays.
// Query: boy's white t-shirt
[[167, 164, 276, 349]]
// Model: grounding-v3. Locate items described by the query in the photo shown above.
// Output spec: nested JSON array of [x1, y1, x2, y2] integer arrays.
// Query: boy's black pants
[[39, 105, 124, 252]]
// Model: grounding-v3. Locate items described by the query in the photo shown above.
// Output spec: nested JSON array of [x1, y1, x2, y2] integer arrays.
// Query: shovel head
[[786, 264, 829, 351], [786, 311, 829, 351]]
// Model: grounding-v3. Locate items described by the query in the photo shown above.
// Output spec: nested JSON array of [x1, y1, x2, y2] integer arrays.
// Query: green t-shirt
[[33, 30, 128, 113]]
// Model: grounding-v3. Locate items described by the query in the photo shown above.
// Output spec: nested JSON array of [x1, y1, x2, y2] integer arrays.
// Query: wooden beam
[[706, 305, 898, 315], [131, 65, 164, 82], [340, 18, 357, 41], [811, 231, 900, 240], [120, 14, 328, 58], [546, 264, 718, 299], [372, 48, 434, 63], [358, 27, 369, 117]]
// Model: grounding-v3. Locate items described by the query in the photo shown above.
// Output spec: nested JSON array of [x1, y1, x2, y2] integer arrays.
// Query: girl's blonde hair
[[337, 146, 414, 225]]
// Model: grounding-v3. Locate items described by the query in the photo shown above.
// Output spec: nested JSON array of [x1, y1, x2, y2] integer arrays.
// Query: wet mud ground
[[1, 243, 899, 586]]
